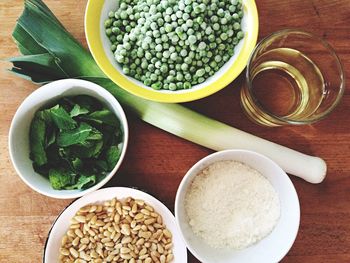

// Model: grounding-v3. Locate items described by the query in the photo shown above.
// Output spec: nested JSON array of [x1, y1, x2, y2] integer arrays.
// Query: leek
[[9, 0, 326, 183]]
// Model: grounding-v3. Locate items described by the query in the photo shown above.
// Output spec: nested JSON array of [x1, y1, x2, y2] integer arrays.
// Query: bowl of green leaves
[[9, 79, 128, 199]]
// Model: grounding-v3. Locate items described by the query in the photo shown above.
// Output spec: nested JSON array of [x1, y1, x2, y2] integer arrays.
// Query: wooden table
[[0, 0, 349, 262]]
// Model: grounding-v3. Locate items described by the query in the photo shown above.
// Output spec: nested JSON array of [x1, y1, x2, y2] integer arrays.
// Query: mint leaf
[[68, 140, 104, 159], [95, 160, 108, 172], [48, 168, 74, 190], [80, 109, 120, 127], [73, 95, 101, 112], [70, 104, 89, 117], [45, 127, 56, 148], [57, 122, 93, 147], [106, 145, 121, 170], [65, 175, 96, 190], [30, 111, 47, 166], [71, 157, 83, 171], [49, 105, 77, 130]]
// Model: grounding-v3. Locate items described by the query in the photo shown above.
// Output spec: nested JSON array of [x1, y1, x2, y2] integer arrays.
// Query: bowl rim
[[8, 79, 129, 199], [43, 187, 188, 262], [174, 149, 300, 262], [85, 0, 259, 103]]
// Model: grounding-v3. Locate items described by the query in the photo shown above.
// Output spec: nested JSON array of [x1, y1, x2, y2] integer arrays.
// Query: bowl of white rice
[[175, 149, 300, 263]]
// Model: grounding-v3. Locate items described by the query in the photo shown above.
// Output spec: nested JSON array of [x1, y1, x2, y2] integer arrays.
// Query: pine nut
[[144, 218, 156, 225], [139, 254, 149, 260], [164, 243, 172, 250], [135, 213, 143, 220], [95, 220, 104, 226], [72, 237, 79, 246], [139, 247, 147, 256], [79, 205, 90, 213], [120, 247, 131, 253], [121, 224, 131, 236], [90, 250, 98, 258], [74, 229, 83, 238], [59, 247, 69, 256], [67, 230, 75, 238], [101, 237, 111, 243], [123, 205, 131, 211], [74, 215, 86, 223], [61, 235, 68, 246], [69, 247, 79, 258], [166, 253, 174, 262], [78, 244, 87, 252], [114, 214, 120, 224], [141, 209, 150, 216], [163, 229, 172, 238], [122, 236, 132, 244], [105, 242, 114, 247], [136, 238, 145, 246], [89, 206, 97, 213], [145, 205, 154, 212], [157, 244, 164, 254], [120, 253, 132, 260], [131, 203, 138, 213], [59, 197, 173, 263]]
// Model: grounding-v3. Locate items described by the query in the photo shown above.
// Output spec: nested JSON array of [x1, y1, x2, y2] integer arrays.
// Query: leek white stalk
[[132, 102, 327, 183], [9, 0, 326, 184], [89, 78, 327, 184]]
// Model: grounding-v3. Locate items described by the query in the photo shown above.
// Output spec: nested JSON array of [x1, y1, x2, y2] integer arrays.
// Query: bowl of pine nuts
[[44, 187, 187, 262]]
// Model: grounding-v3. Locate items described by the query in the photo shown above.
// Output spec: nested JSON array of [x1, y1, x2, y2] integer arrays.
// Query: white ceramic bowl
[[175, 150, 300, 263], [9, 79, 129, 199], [44, 187, 187, 262]]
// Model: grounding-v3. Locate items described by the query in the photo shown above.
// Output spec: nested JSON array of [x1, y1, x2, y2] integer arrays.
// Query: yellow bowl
[[85, 0, 259, 103]]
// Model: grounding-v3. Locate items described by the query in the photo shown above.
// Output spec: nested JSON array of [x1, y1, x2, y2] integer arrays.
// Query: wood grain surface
[[0, 0, 349, 262]]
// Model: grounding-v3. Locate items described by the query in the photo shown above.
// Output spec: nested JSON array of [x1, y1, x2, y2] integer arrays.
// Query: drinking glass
[[240, 29, 345, 126]]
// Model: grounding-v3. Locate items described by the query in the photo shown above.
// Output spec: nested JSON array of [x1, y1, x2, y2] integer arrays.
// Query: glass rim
[[245, 28, 345, 125]]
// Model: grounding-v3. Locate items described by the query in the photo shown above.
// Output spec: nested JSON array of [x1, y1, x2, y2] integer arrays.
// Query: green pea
[[169, 83, 177, 90], [188, 35, 197, 44], [184, 82, 191, 89], [106, 28, 113, 36], [151, 82, 162, 90], [195, 68, 205, 77], [176, 82, 184, 89], [107, 0, 244, 90], [122, 66, 130, 75], [104, 19, 113, 28], [237, 31, 244, 39]]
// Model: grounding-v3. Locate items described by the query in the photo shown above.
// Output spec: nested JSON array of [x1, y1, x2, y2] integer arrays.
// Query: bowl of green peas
[[85, 0, 259, 103]]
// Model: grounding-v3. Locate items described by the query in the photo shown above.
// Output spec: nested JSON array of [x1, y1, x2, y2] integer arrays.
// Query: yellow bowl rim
[[85, 0, 259, 103]]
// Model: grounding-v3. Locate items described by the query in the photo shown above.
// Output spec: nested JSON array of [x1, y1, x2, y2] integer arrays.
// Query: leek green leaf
[[12, 23, 47, 55], [9, 67, 54, 83], [9, 53, 68, 78], [18, 1, 103, 78]]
